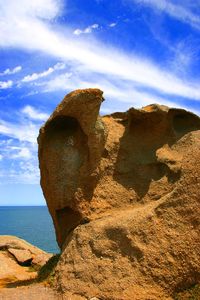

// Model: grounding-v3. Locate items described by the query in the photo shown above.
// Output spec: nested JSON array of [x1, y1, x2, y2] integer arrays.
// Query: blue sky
[[0, 0, 200, 205]]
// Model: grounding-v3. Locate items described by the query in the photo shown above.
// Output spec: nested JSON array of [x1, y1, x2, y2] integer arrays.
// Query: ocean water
[[0, 206, 59, 253]]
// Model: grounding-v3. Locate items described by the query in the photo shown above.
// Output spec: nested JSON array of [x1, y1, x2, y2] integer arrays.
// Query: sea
[[0, 206, 59, 253]]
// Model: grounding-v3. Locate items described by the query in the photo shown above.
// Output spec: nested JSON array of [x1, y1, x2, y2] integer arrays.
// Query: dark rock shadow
[[113, 108, 200, 199]]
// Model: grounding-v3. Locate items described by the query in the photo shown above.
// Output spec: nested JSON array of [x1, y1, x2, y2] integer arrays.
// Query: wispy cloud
[[0, 122, 39, 183], [11, 147, 32, 159], [0, 66, 22, 76], [41, 71, 200, 116], [0, 155, 39, 184], [73, 24, 99, 35], [132, 0, 200, 30], [0, 0, 200, 103], [21, 62, 65, 82], [40, 72, 72, 91], [109, 22, 117, 27], [22, 105, 49, 121], [144, 17, 200, 75], [0, 105, 49, 183], [0, 80, 13, 89], [0, 120, 38, 144], [21, 91, 39, 98], [0, 105, 48, 144], [169, 40, 199, 75]]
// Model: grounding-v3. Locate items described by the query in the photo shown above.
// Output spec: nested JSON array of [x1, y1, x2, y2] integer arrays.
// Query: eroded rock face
[[0, 236, 52, 288], [38, 89, 200, 299], [38, 89, 106, 247]]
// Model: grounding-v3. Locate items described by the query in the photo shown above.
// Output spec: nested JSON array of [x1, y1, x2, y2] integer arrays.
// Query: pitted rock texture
[[0, 236, 52, 288], [38, 89, 200, 299], [38, 89, 106, 247]]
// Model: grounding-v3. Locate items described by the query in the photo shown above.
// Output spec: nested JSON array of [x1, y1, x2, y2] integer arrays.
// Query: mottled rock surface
[[38, 89, 200, 299], [0, 284, 60, 300], [0, 236, 52, 287], [0, 251, 37, 288], [8, 248, 33, 265], [38, 89, 106, 247]]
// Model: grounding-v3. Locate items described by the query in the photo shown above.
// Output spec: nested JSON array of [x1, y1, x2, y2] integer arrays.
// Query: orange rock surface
[[0, 235, 52, 289], [38, 89, 200, 299]]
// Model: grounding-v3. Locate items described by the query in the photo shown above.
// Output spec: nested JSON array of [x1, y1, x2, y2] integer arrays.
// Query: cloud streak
[[0, 66, 22, 76], [1, 0, 200, 104], [42, 71, 200, 115], [0, 105, 47, 144], [21, 62, 65, 82], [22, 105, 49, 121], [109, 22, 117, 27], [0, 127, 38, 184], [132, 0, 200, 30], [0, 80, 13, 89], [0, 105, 49, 184], [73, 24, 99, 35]]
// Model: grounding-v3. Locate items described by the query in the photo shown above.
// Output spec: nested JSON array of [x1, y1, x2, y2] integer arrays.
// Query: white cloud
[[132, 0, 200, 30], [0, 137, 38, 180], [21, 91, 39, 98], [0, 105, 48, 147], [18, 160, 39, 184], [41, 72, 72, 91], [0, 66, 22, 76], [73, 24, 99, 35], [0, 80, 13, 89], [0, 120, 38, 144], [109, 22, 117, 27], [21, 62, 65, 82], [0, 154, 3, 160], [12, 147, 32, 159], [0, 133, 38, 184], [0, 0, 61, 21], [0, 0, 200, 102], [22, 105, 49, 121], [42, 71, 200, 115], [0, 105, 48, 183], [22, 68, 54, 82], [0, 154, 39, 184]]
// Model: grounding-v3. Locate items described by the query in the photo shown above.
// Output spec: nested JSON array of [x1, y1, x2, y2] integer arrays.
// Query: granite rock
[[38, 89, 200, 299]]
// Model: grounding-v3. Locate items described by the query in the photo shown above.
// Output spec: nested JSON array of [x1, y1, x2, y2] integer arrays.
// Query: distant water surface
[[0, 206, 59, 253]]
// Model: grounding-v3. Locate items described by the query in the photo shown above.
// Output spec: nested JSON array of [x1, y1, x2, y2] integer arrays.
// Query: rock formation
[[38, 89, 200, 299], [0, 235, 52, 288]]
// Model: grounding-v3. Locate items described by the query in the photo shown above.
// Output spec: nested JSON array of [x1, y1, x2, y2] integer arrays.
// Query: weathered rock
[[8, 248, 32, 266], [0, 235, 45, 255], [0, 283, 60, 300], [32, 253, 53, 268], [0, 251, 37, 288], [38, 89, 200, 299], [38, 89, 106, 247], [0, 236, 52, 287]]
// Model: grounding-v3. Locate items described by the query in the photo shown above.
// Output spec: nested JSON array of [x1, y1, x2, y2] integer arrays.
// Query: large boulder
[[38, 89, 106, 247], [38, 89, 200, 299]]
